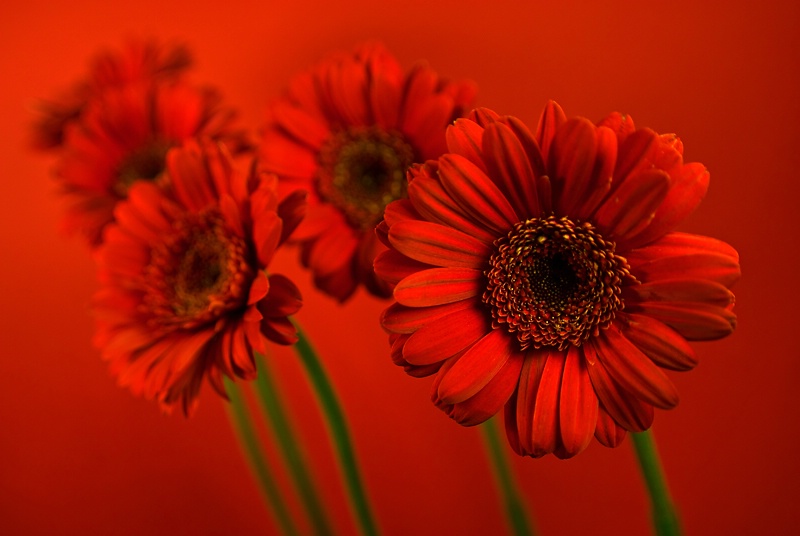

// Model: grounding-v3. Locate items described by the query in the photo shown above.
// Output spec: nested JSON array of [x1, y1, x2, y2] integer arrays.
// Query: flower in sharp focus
[[376, 102, 740, 458], [57, 79, 251, 246], [93, 140, 306, 415], [258, 42, 476, 301], [31, 38, 192, 150]]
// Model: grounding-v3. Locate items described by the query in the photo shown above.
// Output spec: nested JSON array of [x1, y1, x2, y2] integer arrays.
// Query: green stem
[[293, 323, 380, 536], [223, 378, 299, 536], [481, 417, 536, 536], [631, 430, 682, 536], [253, 353, 333, 536]]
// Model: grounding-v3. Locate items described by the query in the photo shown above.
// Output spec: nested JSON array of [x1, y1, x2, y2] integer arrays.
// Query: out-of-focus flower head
[[376, 102, 740, 458], [31, 38, 192, 151], [258, 42, 477, 301], [93, 140, 305, 415], [57, 79, 251, 246]]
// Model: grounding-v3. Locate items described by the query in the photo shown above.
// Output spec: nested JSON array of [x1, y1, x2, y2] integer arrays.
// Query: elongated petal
[[445, 354, 523, 426], [626, 232, 739, 264], [585, 340, 654, 432], [549, 118, 597, 216], [628, 301, 737, 340], [403, 306, 491, 365], [393, 267, 482, 307], [389, 220, 491, 269], [559, 346, 598, 457], [445, 118, 486, 170], [483, 122, 541, 218], [594, 404, 627, 448], [530, 350, 565, 457], [631, 252, 741, 289], [625, 279, 735, 308], [437, 329, 514, 404], [514, 350, 549, 456], [438, 154, 519, 235], [272, 101, 329, 149], [618, 313, 698, 371], [380, 298, 477, 334], [593, 168, 671, 241], [373, 249, 434, 285], [535, 100, 566, 160]]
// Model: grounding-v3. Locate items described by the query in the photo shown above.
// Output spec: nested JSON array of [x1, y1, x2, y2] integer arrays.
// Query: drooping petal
[[402, 306, 491, 366], [617, 313, 698, 371], [594, 404, 627, 448], [558, 346, 599, 457], [437, 329, 515, 405], [627, 301, 737, 341], [444, 354, 523, 426]]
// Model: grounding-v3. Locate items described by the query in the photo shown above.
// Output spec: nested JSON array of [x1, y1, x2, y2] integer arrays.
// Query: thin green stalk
[[253, 353, 333, 536], [293, 323, 380, 536], [631, 430, 682, 536], [481, 417, 536, 536], [224, 377, 299, 536]]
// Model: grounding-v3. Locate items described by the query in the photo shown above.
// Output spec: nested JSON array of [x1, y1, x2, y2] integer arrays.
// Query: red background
[[2, 1, 798, 534]]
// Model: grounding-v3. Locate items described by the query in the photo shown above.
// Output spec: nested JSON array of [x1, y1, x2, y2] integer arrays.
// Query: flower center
[[142, 209, 254, 330], [482, 215, 631, 350], [318, 127, 414, 230], [114, 139, 172, 196]]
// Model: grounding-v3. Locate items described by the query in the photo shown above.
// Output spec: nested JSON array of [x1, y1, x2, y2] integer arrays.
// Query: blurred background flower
[[2, 1, 797, 535]]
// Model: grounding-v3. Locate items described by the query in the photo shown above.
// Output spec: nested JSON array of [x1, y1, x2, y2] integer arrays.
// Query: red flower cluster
[[39, 38, 250, 246], [258, 42, 476, 301], [94, 141, 305, 414], [376, 102, 739, 458]]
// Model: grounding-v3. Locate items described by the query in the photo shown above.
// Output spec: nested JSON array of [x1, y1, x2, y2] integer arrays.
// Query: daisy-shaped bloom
[[258, 42, 476, 301], [93, 140, 305, 415], [58, 80, 250, 246], [376, 102, 740, 458], [32, 38, 192, 150]]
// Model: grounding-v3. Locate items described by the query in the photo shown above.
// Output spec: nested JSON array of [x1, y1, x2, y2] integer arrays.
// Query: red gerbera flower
[[376, 102, 740, 458], [58, 80, 250, 246], [32, 38, 192, 150], [93, 140, 305, 415], [258, 42, 476, 301]]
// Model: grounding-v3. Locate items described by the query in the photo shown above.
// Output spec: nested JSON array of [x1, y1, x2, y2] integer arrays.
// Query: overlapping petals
[[377, 101, 740, 458], [57, 80, 250, 246], [93, 140, 305, 414], [258, 42, 477, 301]]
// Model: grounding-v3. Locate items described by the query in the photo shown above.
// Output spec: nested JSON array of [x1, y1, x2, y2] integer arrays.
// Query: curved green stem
[[631, 430, 682, 536], [481, 417, 536, 536], [293, 323, 380, 536], [223, 378, 299, 536], [253, 353, 333, 536]]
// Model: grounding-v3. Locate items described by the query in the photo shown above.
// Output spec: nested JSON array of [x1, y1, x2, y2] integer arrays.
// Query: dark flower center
[[114, 140, 172, 196], [142, 209, 254, 329], [482, 215, 631, 350], [318, 127, 414, 230]]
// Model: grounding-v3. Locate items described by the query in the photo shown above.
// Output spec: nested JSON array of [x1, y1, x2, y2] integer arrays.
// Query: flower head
[[93, 140, 305, 415], [32, 38, 192, 150], [258, 42, 476, 301], [376, 102, 740, 458], [57, 80, 250, 246]]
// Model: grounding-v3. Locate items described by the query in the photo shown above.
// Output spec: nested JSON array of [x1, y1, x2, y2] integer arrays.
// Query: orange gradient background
[[2, 1, 798, 534]]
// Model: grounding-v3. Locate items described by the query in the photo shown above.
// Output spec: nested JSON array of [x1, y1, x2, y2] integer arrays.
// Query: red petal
[[625, 278, 735, 308], [570, 125, 616, 221], [585, 341, 654, 432], [277, 189, 308, 245], [438, 154, 519, 235], [630, 252, 741, 289], [627, 302, 737, 341], [373, 249, 433, 286], [445, 118, 486, 171], [437, 329, 514, 404], [272, 101, 329, 149], [528, 350, 566, 457], [393, 267, 482, 307], [549, 118, 597, 216], [594, 404, 627, 448], [614, 128, 659, 183], [483, 121, 541, 219], [253, 211, 282, 267], [402, 306, 491, 366], [594, 328, 679, 409], [247, 271, 270, 305], [369, 70, 401, 129], [260, 274, 302, 317], [618, 313, 698, 371], [307, 225, 358, 275], [593, 168, 671, 241], [407, 175, 497, 243], [380, 299, 477, 334], [625, 232, 739, 265], [388, 220, 491, 269], [514, 350, 549, 456], [446, 354, 523, 426], [625, 162, 709, 248], [535, 100, 566, 161], [559, 346, 598, 457]]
